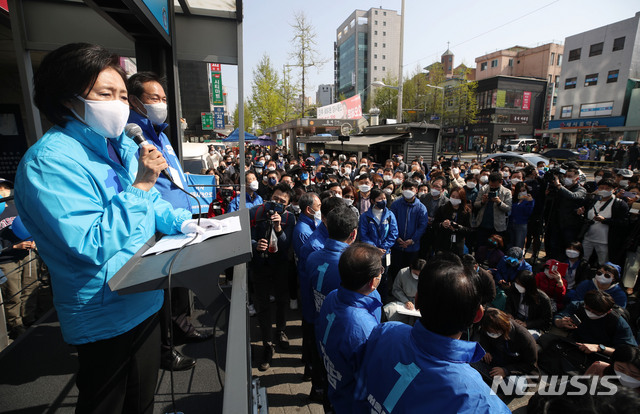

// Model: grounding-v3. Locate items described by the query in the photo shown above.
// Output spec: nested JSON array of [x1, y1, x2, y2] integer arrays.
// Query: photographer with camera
[[473, 171, 512, 250], [433, 187, 472, 256], [544, 165, 587, 260], [249, 183, 296, 371]]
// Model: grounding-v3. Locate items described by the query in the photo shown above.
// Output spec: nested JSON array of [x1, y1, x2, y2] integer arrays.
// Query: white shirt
[[585, 197, 614, 242]]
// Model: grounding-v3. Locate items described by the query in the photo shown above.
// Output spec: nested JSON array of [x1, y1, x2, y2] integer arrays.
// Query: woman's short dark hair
[[369, 187, 384, 202], [339, 243, 383, 291], [584, 290, 615, 314], [416, 255, 480, 336], [567, 241, 583, 257], [515, 270, 540, 305], [34, 43, 126, 127], [481, 308, 512, 340]]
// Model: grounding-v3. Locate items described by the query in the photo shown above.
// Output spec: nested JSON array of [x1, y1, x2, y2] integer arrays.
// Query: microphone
[[125, 123, 174, 183]]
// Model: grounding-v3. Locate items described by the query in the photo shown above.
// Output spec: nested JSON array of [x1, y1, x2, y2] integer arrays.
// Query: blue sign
[[184, 174, 217, 214], [213, 107, 225, 129], [141, 0, 170, 35], [549, 116, 625, 129]]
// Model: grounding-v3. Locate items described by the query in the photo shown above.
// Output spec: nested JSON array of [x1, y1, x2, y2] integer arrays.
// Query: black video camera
[[543, 165, 567, 187], [264, 201, 285, 218]]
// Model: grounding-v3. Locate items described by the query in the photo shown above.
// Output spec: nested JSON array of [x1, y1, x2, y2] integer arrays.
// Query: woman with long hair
[[433, 187, 472, 256]]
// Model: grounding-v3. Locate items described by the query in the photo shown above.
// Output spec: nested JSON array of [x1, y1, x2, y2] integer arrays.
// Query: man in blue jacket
[[316, 242, 382, 413], [228, 171, 263, 211], [249, 183, 296, 370], [127, 72, 210, 371], [355, 255, 511, 413], [389, 179, 428, 287], [492, 246, 532, 289]]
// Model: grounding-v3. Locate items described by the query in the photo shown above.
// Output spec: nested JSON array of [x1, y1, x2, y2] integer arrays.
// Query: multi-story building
[[475, 43, 564, 127], [316, 84, 335, 107], [335, 7, 401, 105], [548, 12, 640, 146]]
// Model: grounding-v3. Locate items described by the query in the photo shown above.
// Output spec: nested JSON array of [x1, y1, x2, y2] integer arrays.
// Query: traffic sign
[[201, 112, 214, 130]]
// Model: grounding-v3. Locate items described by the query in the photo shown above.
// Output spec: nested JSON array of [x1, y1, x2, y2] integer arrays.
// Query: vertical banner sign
[[201, 112, 214, 130], [496, 90, 506, 108], [210, 63, 224, 106], [522, 91, 532, 110], [213, 107, 225, 129]]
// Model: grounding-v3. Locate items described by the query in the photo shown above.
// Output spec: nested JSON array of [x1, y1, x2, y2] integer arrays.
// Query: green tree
[[248, 54, 284, 128], [372, 73, 398, 120], [289, 11, 327, 117], [232, 101, 253, 132], [279, 65, 301, 122], [444, 66, 478, 128]]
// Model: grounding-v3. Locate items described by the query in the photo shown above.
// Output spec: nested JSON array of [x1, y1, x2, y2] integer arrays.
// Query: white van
[[504, 138, 538, 152]]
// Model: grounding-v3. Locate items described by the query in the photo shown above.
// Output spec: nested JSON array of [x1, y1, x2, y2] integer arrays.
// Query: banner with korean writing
[[201, 112, 213, 130], [522, 91, 532, 110], [317, 94, 363, 119], [210, 63, 224, 106], [496, 90, 506, 108], [185, 174, 217, 215], [213, 107, 225, 129]]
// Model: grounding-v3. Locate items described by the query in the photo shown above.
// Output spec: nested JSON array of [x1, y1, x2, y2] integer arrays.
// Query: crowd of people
[[204, 142, 640, 412]]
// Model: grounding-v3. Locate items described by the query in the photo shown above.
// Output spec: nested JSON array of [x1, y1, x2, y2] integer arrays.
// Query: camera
[[488, 190, 497, 199], [543, 165, 567, 187], [264, 201, 285, 218]]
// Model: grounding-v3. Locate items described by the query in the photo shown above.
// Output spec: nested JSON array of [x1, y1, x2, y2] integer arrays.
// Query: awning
[[324, 134, 404, 152]]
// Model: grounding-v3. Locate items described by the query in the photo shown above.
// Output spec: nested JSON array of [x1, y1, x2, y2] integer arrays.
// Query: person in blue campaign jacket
[[355, 255, 510, 414], [567, 262, 627, 308], [293, 192, 321, 260], [308, 206, 359, 317], [13, 43, 217, 412], [493, 246, 532, 289], [316, 243, 382, 414], [229, 171, 263, 212], [388, 179, 428, 285], [359, 188, 398, 302], [128, 71, 209, 372]]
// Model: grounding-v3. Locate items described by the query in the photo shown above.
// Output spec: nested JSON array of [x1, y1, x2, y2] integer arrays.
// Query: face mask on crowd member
[[71, 95, 130, 139], [563, 172, 578, 187], [479, 175, 489, 185]]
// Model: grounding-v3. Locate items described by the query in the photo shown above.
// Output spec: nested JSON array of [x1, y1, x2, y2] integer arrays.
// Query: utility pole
[[396, 0, 405, 123]]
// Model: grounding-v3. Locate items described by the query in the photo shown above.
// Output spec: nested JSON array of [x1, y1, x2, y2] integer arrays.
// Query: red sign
[[317, 94, 362, 119], [522, 91, 532, 110], [210, 63, 221, 72], [0, 1, 8, 12]]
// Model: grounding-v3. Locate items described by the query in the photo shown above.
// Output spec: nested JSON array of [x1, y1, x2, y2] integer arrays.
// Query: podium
[[108, 210, 252, 306]]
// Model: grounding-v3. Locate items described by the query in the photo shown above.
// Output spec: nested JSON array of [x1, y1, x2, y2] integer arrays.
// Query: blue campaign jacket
[[493, 257, 533, 284], [293, 213, 318, 259], [356, 322, 510, 414], [128, 111, 191, 210], [228, 191, 263, 212], [14, 119, 191, 345], [359, 207, 398, 254], [298, 223, 329, 323], [567, 279, 627, 308], [316, 287, 382, 414], [389, 197, 428, 253], [307, 238, 350, 317]]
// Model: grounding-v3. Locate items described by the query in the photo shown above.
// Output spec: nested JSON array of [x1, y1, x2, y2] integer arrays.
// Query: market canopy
[[252, 136, 276, 146], [223, 128, 258, 142]]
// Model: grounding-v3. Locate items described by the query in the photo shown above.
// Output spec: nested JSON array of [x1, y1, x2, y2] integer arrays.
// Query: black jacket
[[549, 183, 587, 230], [505, 287, 553, 331], [477, 321, 539, 376], [433, 203, 472, 256]]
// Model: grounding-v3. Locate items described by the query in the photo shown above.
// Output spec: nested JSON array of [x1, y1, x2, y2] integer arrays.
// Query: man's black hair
[[488, 171, 503, 183], [299, 192, 319, 216], [416, 256, 481, 336], [358, 172, 371, 182], [34, 43, 126, 127], [326, 206, 358, 242], [320, 195, 345, 217], [402, 179, 419, 189], [339, 242, 383, 291], [272, 183, 293, 204], [584, 290, 615, 314], [126, 71, 167, 99]]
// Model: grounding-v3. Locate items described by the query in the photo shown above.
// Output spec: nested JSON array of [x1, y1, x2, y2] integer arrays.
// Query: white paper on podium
[[396, 307, 421, 318], [142, 215, 242, 256]]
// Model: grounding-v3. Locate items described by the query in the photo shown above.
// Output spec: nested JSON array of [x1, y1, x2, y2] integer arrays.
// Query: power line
[[404, 0, 562, 69]]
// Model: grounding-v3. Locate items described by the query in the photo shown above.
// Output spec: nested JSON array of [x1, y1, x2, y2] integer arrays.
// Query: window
[[374, 66, 377, 70], [449, 56, 452, 62], [508, 59, 513, 67], [589, 42, 603, 57], [607, 70, 619, 83], [613, 37, 625, 51], [383, 11, 386, 16], [480, 62, 487, 71], [383, 31, 386, 36], [375, 20, 378, 25], [548, 75, 552, 83], [382, 66, 386, 71], [374, 30, 378, 35], [561, 105, 572, 118], [382, 55, 386, 59], [374, 54, 377, 59], [568, 48, 581, 61], [375, 10, 378, 15], [491, 59, 498, 68], [584, 73, 598, 86], [557, 54, 563, 66], [383, 21, 386, 26], [383, 43, 386, 48], [550, 52, 555, 65], [374, 42, 378, 47], [565, 77, 577, 89], [555, 75, 560, 88]]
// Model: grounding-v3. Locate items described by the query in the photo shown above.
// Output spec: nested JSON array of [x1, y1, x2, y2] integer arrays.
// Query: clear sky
[[221, 0, 639, 112]]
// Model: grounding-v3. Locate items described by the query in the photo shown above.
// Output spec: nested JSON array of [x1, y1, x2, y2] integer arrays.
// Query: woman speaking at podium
[[13, 43, 201, 413]]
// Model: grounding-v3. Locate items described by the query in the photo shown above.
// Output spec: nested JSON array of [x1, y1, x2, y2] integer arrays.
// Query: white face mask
[[615, 370, 640, 389], [466, 182, 477, 189], [514, 283, 526, 294], [620, 180, 629, 187], [595, 272, 612, 286], [72, 96, 130, 138], [510, 178, 521, 185], [344, 198, 354, 206], [565, 249, 580, 259], [597, 190, 612, 198], [502, 171, 510, 178], [402, 190, 416, 200], [312, 208, 322, 222], [563, 177, 575, 186], [452, 168, 460, 175], [393, 178, 402, 186], [430, 188, 441, 197], [383, 175, 392, 181], [265, 155, 271, 161], [411, 272, 420, 280], [584, 309, 607, 320], [470, 169, 480, 175], [480, 176, 489, 184], [344, 169, 352, 175], [450, 198, 462, 206], [268, 166, 276, 171], [249, 181, 259, 191], [262, 176, 268, 183], [143, 102, 167, 125], [594, 176, 603, 183], [486, 332, 502, 339], [359, 184, 371, 193], [383, 188, 392, 195]]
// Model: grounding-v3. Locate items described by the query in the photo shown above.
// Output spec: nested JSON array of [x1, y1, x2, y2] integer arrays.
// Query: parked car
[[504, 138, 539, 152], [541, 149, 579, 161], [481, 152, 550, 169]]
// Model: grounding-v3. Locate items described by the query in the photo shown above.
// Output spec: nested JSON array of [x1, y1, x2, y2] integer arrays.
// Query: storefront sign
[[210, 64, 224, 106], [549, 115, 625, 129], [522, 91, 531, 110], [213, 107, 225, 129], [502, 128, 517, 133], [317, 95, 363, 119], [579, 101, 613, 118]]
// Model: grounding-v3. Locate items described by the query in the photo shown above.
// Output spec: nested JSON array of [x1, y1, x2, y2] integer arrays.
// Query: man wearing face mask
[[205, 144, 221, 170], [474, 172, 513, 250], [228, 171, 263, 212], [128, 72, 213, 370], [355, 173, 373, 214]]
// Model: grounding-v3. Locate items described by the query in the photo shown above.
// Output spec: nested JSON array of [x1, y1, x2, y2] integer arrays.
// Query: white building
[[548, 12, 640, 146]]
